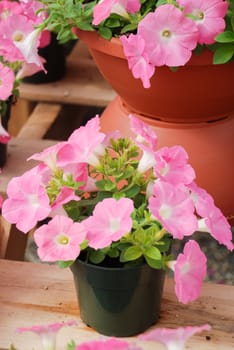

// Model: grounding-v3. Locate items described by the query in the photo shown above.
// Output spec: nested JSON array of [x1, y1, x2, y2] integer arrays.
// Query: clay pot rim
[[74, 28, 216, 65]]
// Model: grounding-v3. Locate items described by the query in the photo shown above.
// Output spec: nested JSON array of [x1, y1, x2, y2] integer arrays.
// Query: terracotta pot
[[74, 29, 234, 220], [74, 29, 234, 123], [100, 97, 234, 221]]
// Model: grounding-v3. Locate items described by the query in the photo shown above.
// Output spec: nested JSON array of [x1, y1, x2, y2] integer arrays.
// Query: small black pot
[[0, 98, 12, 168], [70, 259, 165, 337]]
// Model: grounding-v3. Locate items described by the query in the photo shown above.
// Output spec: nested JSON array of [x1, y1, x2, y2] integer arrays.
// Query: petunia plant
[[36, 0, 234, 87], [0, 0, 50, 143], [2, 114, 233, 305]]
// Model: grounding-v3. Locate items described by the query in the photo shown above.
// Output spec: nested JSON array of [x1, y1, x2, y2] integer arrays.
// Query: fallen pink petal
[[139, 324, 211, 350]]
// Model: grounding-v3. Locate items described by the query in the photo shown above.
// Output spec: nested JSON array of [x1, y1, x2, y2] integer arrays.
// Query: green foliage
[[45, 133, 172, 270], [58, 260, 74, 268], [88, 249, 107, 264], [67, 340, 76, 350], [213, 44, 234, 63], [38, 0, 234, 64], [39, 0, 96, 43]]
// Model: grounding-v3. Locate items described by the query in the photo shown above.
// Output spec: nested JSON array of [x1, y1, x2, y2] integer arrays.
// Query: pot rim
[[72, 257, 152, 272], [74, 28, 219, 66]]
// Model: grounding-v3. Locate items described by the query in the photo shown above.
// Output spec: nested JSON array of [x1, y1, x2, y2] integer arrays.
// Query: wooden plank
[[17, 103, 62, 139], [3, 226, 29, 261], [0, 138, 57, 260], [0, 218, 11, 259], [0, 138, 57, 195], [19, 41, 116, 107], [9, 100, 35, 137], [0, 259, 233, 349]]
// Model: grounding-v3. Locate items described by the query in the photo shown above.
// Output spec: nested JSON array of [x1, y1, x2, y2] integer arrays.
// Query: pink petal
[[139, 324, 211, 349], [174, 240, 207, 304]]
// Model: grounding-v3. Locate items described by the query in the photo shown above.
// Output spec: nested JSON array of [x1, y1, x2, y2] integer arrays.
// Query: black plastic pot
[[0, 98, 12, 168], [70, 259, 165, 337]]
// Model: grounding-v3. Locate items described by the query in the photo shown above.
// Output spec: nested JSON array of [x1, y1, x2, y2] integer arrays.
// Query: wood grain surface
[[0, 259, 233, 350]]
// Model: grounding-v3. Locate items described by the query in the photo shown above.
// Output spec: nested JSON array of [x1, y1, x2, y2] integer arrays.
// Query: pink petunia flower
[[129, 114, 158, 150], [188, 181, 215, 217], [137, 143, 156, 174], [76, 337, 141, 350], [129, 114, 158, 172], [84, 197, 134, 249], [178, 0, 228, 44], [14, 28, 46, 70], [58, 116, 105, 167], [173, 240, 207, 304], [0, 194, 4, 209], [16, 56, 47, 79], [198, 207, 234, 251], [20, 0, 48, 25], [148, 181, 198, 239], [0, 14, 35, 62], [189, 182, 233, 250], [139, 324, 211, 350], [0, 62, 14, 101], [29, 143, 91, 193], [120, 34, 155, 88], [138, 4, 198, 67], [0, 117, 11, 144], [2, 167, 51, 233], [154, 146, 196, 185], [17, 320, 77, 350], [34, 215, 87, 262], [0, 0, 22, 21], [39, 30, 52, 48], [28, 142, 66, 171], [93, 0, 140, 26], [51, 187, 80, 210]]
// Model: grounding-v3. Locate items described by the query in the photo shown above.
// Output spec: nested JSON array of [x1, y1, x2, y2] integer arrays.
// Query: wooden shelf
[[0, 138, 57, 195], [1, 42, 117, 260], [19, 41, 116, 107], [0, 102, 61, 260], [1, 259, 234, 349]]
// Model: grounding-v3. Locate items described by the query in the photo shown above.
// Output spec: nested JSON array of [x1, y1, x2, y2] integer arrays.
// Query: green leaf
[[105, 18, 121, 28], [144, 246, 161, 260], [123, 185, 140, 198], [215, 31, 234, 43], [133, 226, 148, 243], [120, 246, 142, 262], [156, 0, 168, 6], [213, 45, 234, 64], [156, 237, 172, 253], [169, 66, 179, 72], [104, 180, 116, 191], [145, 256, 163, 269], [108, 247, 120, 258], [80, 240, 88, 251], [89, 250, 106, 264], [120, 23, 138, 34], [76, 22, 94, 31], [122, 166, 135, 179], [67, 340, 76, 350], [98, 27, 113, 40], [95, 179, 108, 190], [232, 15, 234, 31], [57, 260, 74, 269]]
